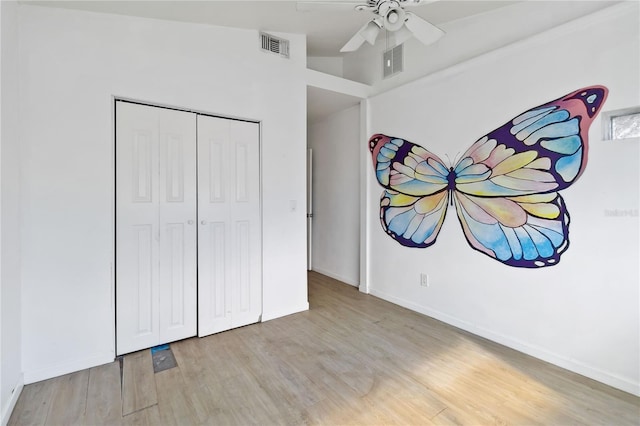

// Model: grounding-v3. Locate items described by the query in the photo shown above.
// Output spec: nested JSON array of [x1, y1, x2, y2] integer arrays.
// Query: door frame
[[112, 96, 264, 356]]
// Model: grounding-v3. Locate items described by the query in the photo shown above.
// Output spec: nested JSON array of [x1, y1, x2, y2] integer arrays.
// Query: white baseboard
[[369, 288, 640, 397], [311, 266, 359, 287], [1, 375, 24, 426], [23, 352, 115, 385], [262, 303, 309, 322]]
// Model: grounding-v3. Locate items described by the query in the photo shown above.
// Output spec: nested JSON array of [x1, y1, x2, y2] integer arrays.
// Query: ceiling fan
[[299, 0, 445, 53]]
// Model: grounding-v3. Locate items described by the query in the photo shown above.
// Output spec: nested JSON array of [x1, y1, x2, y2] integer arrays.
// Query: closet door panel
[[158, 108, 197, 343], [116, 102, 197, 355], [197, 116, 261, 337], [197, 117, 232, 336], [116, 102, 161, 355], [229, 120, 261, 329]]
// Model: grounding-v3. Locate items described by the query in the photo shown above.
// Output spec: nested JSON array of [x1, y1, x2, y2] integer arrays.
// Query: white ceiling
[[38, 1, 610, 125], [26, 0, 519, 57], [25, 0, 524, 123]]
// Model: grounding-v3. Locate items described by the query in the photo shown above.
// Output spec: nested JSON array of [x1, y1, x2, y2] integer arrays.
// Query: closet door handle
[[187, 220, 194, 225], [201, 220, 207, 225]]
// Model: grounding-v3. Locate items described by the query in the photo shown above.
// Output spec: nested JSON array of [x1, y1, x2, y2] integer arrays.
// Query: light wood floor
[[9, 272, 640, 425]]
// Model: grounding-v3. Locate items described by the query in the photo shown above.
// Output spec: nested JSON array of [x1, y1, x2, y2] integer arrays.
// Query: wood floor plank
[[121, 350, 157, 416], [122, 405, 161, 426], [168, 339, 223, 422], [83, 361, 123, 425], [44, 370, 89, 426], [8, 378, 59, 426], [154, 366, 200, 426], [8, 271, 640, 425], [202, 331, 293, 424]]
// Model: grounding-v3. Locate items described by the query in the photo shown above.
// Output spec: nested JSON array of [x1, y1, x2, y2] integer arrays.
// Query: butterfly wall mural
[[369, 86, 608, 268]]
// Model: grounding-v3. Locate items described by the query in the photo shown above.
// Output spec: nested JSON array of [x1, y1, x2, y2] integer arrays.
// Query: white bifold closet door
[[116, 102, 262, 354], [197, 116, 262, 337], [116, 102, 197, 355]]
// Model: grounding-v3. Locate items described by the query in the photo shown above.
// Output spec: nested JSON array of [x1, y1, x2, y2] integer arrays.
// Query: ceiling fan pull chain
[[385, 27, 389, 50]]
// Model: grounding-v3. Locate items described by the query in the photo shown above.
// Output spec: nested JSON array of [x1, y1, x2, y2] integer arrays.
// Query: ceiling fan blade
[[404, 12, 444, 46], [394, 25, 414, 45], [340, 20, 381, 52], [340, 32, 367, 52]]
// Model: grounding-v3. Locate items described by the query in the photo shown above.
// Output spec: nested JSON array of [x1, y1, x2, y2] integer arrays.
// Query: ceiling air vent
[[260, 32, 290, 58], [383, 44, 403, 79]]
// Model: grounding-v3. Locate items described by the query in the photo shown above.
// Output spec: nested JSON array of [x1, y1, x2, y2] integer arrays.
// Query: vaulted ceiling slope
[[21, 1, 622, 123], [24, 0, 521, 56]]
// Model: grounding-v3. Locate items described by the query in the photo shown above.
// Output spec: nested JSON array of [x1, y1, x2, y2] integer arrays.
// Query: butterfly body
[[447, 167, 456, 189], [369, 86, 608, 268]]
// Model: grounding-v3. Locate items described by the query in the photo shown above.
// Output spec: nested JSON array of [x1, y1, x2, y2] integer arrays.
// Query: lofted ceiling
[[24, 0, 524, 123], [24, 0, 520, 57], [27, 1, 615, 124]]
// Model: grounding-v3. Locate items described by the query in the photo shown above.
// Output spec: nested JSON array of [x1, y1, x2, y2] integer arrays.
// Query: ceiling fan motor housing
[[384, 7, 406, 31], [340, 0, 444, 52], [377, 1, 407, 32]]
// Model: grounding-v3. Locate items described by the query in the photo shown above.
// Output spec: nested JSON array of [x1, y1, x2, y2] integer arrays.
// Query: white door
[[116, 102, 197, 355], [197, 116, 262, 337]]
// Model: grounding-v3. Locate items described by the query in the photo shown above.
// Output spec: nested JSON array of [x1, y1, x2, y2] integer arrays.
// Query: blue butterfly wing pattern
[[369, 135, 450, 248], [455, 86, 608, 198], [369, 86, 608, 268], [451, 86, 608, 267], [380, 190, 450, 248], [453, 190, 570, 267]]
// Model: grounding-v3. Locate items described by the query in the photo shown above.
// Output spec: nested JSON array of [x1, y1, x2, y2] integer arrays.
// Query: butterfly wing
[[451, 86, 607, 267], [380, 189, 449, 248], [369, 134, 450, 247], [454, 191, 570, 267], [455, 86, 608, 197]]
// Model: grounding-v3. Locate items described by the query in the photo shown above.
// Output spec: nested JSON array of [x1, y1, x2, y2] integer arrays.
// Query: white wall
[[344, 1, 614, 91], [1, 0, 24, 423], [18, 5, 308, 383], [309, 105, 360, 286], [307, 56, 344, 78], [365, 3, 639, 395]]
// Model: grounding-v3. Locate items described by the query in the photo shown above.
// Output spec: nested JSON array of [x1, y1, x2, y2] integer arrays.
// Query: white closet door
[[157, 107, 197, 345], [197, 116, 261, 337], [116, 102, 197, 355]]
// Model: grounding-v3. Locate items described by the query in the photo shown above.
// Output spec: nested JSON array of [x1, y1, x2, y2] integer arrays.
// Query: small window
[[602, 107, 640, 140]]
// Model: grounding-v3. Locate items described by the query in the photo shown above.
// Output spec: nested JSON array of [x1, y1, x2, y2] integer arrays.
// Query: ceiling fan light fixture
[[337, 0, 445, 53], [362, 19, 382, 44], [384, 6, 406, 31], [340, 18, 381, 52]]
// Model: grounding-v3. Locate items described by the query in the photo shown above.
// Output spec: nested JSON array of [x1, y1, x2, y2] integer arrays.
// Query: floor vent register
[[151, 344, 178, 373]]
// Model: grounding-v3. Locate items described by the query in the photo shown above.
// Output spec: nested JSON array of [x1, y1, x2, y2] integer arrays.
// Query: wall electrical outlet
[[420, 273, 429, 287]]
